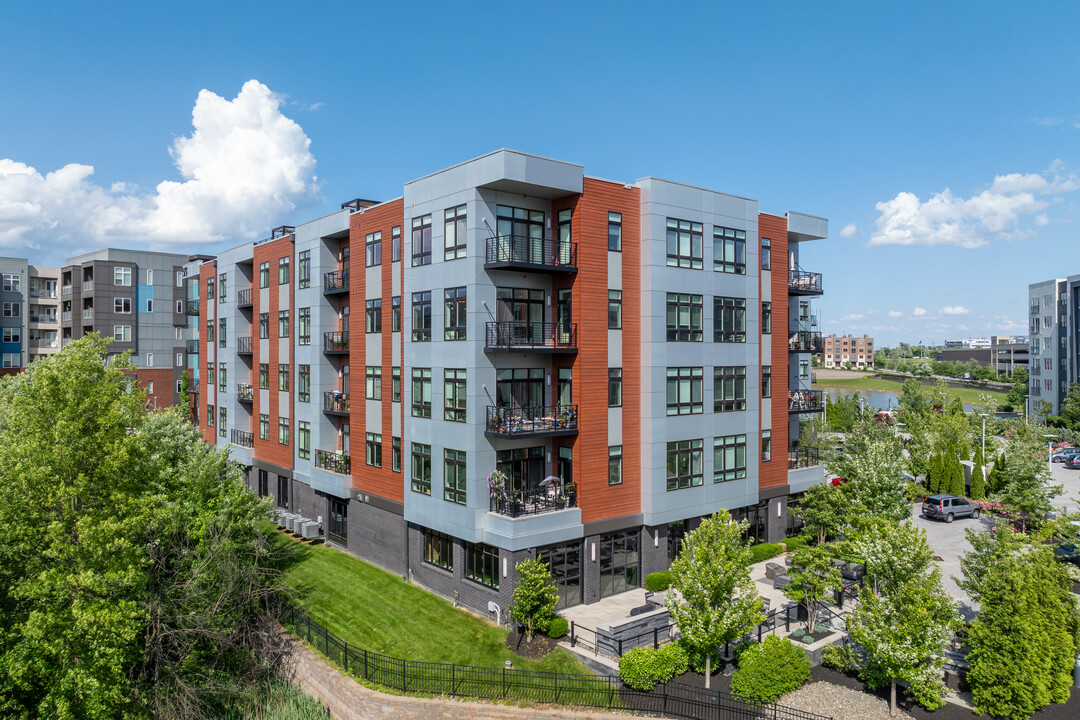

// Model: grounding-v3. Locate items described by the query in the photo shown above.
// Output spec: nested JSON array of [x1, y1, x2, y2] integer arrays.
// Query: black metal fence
[[485, 235, 577, 270], [277, 602, 832, 720], [489, 483, 577, 518], [485, 321, 578, 351]]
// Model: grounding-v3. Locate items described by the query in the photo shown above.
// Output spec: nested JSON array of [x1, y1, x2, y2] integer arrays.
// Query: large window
[[277, 417, 289, 445], [444, 287, 466, 340], [465, 543, 499, 589], [2, 274, 20, 292], [714, 366, 747, 412], [666, 439, 703, 490], [761, 238, 771, 270], [608, 291, 622, 329], [259, 262, 269, 288], [666, 217, 703, 269], [608, 211, 622, 251], [366, 231, 382, 267], [666, 293, 703, 341], [411, 443, 432, 495], [278, 310, 289, 338], [762, 365, 772, 398], [298, 307, 311, 345], [666, 367, 703, 415], [259, 414, 269, 440], [762, 302, 772, 334], [114, 325, 131, 342], [366, 432, 382, 468], [411, 214, 432, 266], [599, 531, 639, 598], [609, 446, 623, 485], [259, 363, 269, 389], [714, 297, 746, 343], [2, 303, 20, 318], [411, 291, 431, 341], [114, 266, 132, 286], [278, 364, 289, 391], [278, 256, 289, 285], [114, 297, 131, 314], [259, 312, 269, 339], [443, 449, 466, 505], [411, 368, 431, 418], [298, 250, 311, 288], [298, 365, 310, 402], [366, 299, 382, 333], [540, 542, 582, 609], [714, 434, 747, 483], [608, 368, 623, 407], [713, 226, 747, 274], [298, 421, 310, 459], [444, 204, 467, 261], [444, 369, 466, 422], [423, 528, 452, 570]]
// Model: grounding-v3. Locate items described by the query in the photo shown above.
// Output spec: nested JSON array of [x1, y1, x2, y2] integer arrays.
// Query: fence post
[[571, 621, 576, 647], [343, 640, 348, 674], [663, 678, 668, 714], [502, 666, 507, 698], [607, 675, 615, 710], [554, 672, 558, 704], [324, 625, 329, 655], [363, 648, 368, 680], [306, 615, 311, 643], [451, 664, 455, 696], [401, 657, 407, 692]]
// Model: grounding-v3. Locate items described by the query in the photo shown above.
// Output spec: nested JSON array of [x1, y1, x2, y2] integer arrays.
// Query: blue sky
[[1, 1, 1077, 346]]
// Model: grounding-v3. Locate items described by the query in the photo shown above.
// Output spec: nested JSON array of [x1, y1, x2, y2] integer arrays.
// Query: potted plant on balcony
[[488, 470, 511, 512]]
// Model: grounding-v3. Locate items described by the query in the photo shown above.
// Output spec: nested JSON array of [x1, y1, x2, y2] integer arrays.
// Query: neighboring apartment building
[[1, 258, 63, 369], [944, 337, 991, 349], [1028, 278, 1075, 416], [191, 149, 829, 617], [821, 334, 874, 369]]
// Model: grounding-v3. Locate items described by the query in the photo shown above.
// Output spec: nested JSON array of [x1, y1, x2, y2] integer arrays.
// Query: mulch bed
[[505, 628, 558, 659]]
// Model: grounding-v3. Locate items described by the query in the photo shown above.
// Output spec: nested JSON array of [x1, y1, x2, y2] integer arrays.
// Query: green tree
[[1060, 382, 1080, 428], [666, 514, 763, 688], [949, 453, 966, 497], [992, 427, 1062, 532], [850, 521, 934, 597], [790, 482, 848, 545], [970, 445, 986, 500], [927, 452, 943, 494], [956, 525, 1026, 604], [179, 368, 192, 419], [830, 419, 911, 524], [509, 558, 559, 641], [782, 544, 842, 632]]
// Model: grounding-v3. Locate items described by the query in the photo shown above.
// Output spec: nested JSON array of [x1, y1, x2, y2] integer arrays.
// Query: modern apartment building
[[1, 258, 64, 369], [821, 334, 874, 369], [192, 149, 829, 616], [1028, 278, 1074, 416]]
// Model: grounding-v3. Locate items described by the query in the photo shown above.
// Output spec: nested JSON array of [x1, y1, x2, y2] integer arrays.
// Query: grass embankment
[[273, 529, 589, 675], [815, 375, 1008, 407]]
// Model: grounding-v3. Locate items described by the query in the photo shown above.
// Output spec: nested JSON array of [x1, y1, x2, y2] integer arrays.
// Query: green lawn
[[273, 529, 590, 675], [815, 376, 1008, 407]]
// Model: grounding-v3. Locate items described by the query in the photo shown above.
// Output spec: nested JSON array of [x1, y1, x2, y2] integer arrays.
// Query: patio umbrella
[[539, 476, 560, 487]]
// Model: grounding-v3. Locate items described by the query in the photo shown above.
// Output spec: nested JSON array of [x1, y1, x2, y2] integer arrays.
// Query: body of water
[[818, 386, 975, 413]]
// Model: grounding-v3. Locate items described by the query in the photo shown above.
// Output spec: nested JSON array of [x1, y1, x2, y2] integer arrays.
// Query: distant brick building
[[821, 334, 874, 369]]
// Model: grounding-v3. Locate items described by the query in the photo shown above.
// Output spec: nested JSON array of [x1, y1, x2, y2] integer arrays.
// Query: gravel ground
[[783, 681, 911, 720]]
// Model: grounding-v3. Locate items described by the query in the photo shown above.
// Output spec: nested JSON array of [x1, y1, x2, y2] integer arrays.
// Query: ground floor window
[[328, 498, 348, 545], [731, 502, 768, 545], [257, 469, 269, 498], [464, 542, 499, 590], [599, 530, 639, 598], [423, 528, 454, 571], [667, 520, 686, 562], [539, 541, 582, 609], [785, 493, 805, 537], [276, 474, 289, 509]]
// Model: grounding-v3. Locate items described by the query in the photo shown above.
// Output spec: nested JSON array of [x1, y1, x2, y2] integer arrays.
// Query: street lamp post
[[1044, 433, 1058, 474], [978, 413, 989, 461]]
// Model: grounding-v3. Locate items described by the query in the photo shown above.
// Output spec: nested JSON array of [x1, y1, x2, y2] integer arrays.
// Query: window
[[666, 217, 703, 269], [762, 366, 772, 398], [2, 274, 20, 292], [146, 353, 154, 368], [1, 353, 19, 368], [259, 364, 269, 389], [2, 303, 20, 318], [278, 257, 289, 284], [411, 291, 431, 341], [218, 318, 226, 348], [2, 328, 19, 344], [761, 238, 771, 270], [609, 446, 623, 485], [714, 366, 747, 412], [147, 381, 154, 395], [298, 365, 310, 402], [219, 363, 227, 392], [207, 278, 215, 299], [608, 211, 622, 251], [366, 231, 382, 267], [176, 300, 183, 315], [444, 205, 467, 261], [392, 366, 401, 402], [207, 404, 215, 427], [259, 414, 269, 440], [666, 439, 703, 490], [714, 434, 747, 482], [259, 313, 269, 339], [259, 262, 269, 288], [278, 310, 289, 338], [391, 296, 401, 332], [444, 449, 467, 504], [278, 364, 289, 391], [392, 436, 402, 472], [666, 367, 703, 415], [206, 362, 215, 385], [465, 542, 499, 589], [411, 214, 432, 266], [411, 443, 432, 495], [761, 429, 772, 462], [366, 366, 382, 399], [114, 267, 132, 286], [114, 325, 131, 342], [608, 369, 623, 407], [800, 360, 810, 380], [145, 299, 153, 313], [298, 250, 311, 288], [423, 528, 452, 570], [799, 301, 810, 322], [143, 268, 152, 285], [366, 299, 382, 333], [411, 368, 432, 418], [444, 287, 466, 340], [666, 293, 703, 341], [298, 421, 310, 459], [713, 226, 747, 274], [608, 290, 622, 329], [444, 369, 466, 422], [114, 297, 132, 314], [762, 302, 772, 334], [392, 225, 402, 263], [175, 352, 183, 367], [219, 407, 227, 437], [298, 307, 310, 345], [366, 433, 382, 467], [278, 417, 289, 445], [714, 297, 747, 343], [205, 319, 214, 343]]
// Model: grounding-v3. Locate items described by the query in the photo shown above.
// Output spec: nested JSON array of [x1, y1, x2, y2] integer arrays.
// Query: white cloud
[[1029, 117, 1064, 126], [913, 307, 927, 316], [1036, 213, 1049, 226], [866, 163, 1078, 249], [940, 306, 970, 316], [841, 313, 866, 322], [840, 223, 856, 238], [0, 80, 318, 256], [887, 310, 903, 318]]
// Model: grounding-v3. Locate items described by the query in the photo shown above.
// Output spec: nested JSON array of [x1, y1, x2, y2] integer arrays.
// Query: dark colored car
[[922, 494, 981, 523], [1066, 455, 1080, 470]]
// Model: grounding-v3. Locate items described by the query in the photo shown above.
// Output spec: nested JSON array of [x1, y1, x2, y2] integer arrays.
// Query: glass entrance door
[[540, 541, 582, 609], [599, 530, 640, 598]]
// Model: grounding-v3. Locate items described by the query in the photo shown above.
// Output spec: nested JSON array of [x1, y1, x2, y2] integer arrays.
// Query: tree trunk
[[705, 654, 711, 690], [890, 677, 896, 716]]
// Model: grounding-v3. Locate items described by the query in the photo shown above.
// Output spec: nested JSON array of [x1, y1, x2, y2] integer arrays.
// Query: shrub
[[730, 636, 811, 704], [782, 534, 813, 552], [749, 542, 783, 564], [546, 616, 568, 639], [618, 643, 689, 691], [821, 643, 858, 672], [645, 571, 672, 591]]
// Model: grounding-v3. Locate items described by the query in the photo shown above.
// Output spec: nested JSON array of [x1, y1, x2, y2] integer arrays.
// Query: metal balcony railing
[[81, 308, 94, 319], [788, 389, 825, 414], [323, 391, 350, 415], [314, 449, 351, 475], [186, 339, 199, 354], [788, 447, 821, 469], [82, 280, 94, 292], [485, 404, 579, 437], [788, 268, 823, 295], [237, 383, 253, 402], [323, 331, 349, 353], [323, 271, 349, 294], [231, 429, 254, 448], [485, 236, 577, 272], [788, 329, 823, 353], [30, 288, 57, 299], [237, 336, 252, 354], [237, 287, 253, 306], [29, 314, 58, 324], [62, 285, 72, 296], [484, 322, 577, 352], [186, 299, 199, 315], [489, 483, 577, 518]]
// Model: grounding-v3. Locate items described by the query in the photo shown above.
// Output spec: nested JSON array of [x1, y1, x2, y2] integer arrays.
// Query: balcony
[[788, 329, 823, 354], [323, 391, 350, 416], [323, 330, 349, 354], [237, 383, 253, 403], [314, 449, 350, 475], [81, 308, 94, 320], [61, 310, 72, 322], [186, 339, 199, 354], [484, 322, 577, 353], [484, 236, 577, 273], [236, 287, 253, 307], [788, 447, 821, 469], [30, 288, 57, 299], [788, 268, 823, 296], [489, 483, 577, 518], [231, 429, 254, 448], [237, 336, 252, 355], [29, 314, 58, 325], [323, 271, 349, 295], [485, 404, 579, 439], [788, 389, 824, 414], [62, 285, 72, 296], [82, 280, 94, 292], [185, 299, 199, 315], [31, 338, 59, 349]]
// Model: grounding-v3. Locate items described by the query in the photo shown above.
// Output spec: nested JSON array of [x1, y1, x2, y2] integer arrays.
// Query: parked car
[[1065, 455, 1080, 470], [1051, 448, 1080, 463], [922, 494, 981, 523], [1054, 543, 1080, 565]]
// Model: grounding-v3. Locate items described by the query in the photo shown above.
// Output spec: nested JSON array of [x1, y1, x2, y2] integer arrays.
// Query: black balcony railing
[[237, 336, 252, 354], [323, 271, 349, 294], [314, 449, 350, 475], [237, 287, 253, 306], [485, 404, 579, 437], [237, 383, 253, 402], [231, 429, 254, 448], [323, 391, 350, 415], [323, 331, 349, 353], [788, 330, 823, 353], [788, 447, 821, 469], [484, 322, 577, 352], [485, 236, 577, 272], [186, 339, 199, 354], [788, 269, 823, 295], [788, 389, 824, 413], [185, 299, 200, 315], [489, 483, 578, 518]]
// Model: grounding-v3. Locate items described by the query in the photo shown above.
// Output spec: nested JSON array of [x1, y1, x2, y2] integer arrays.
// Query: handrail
[[485, 404, 578, 436], [485, 235, 577, 270], [485, 322, 577, 351]]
